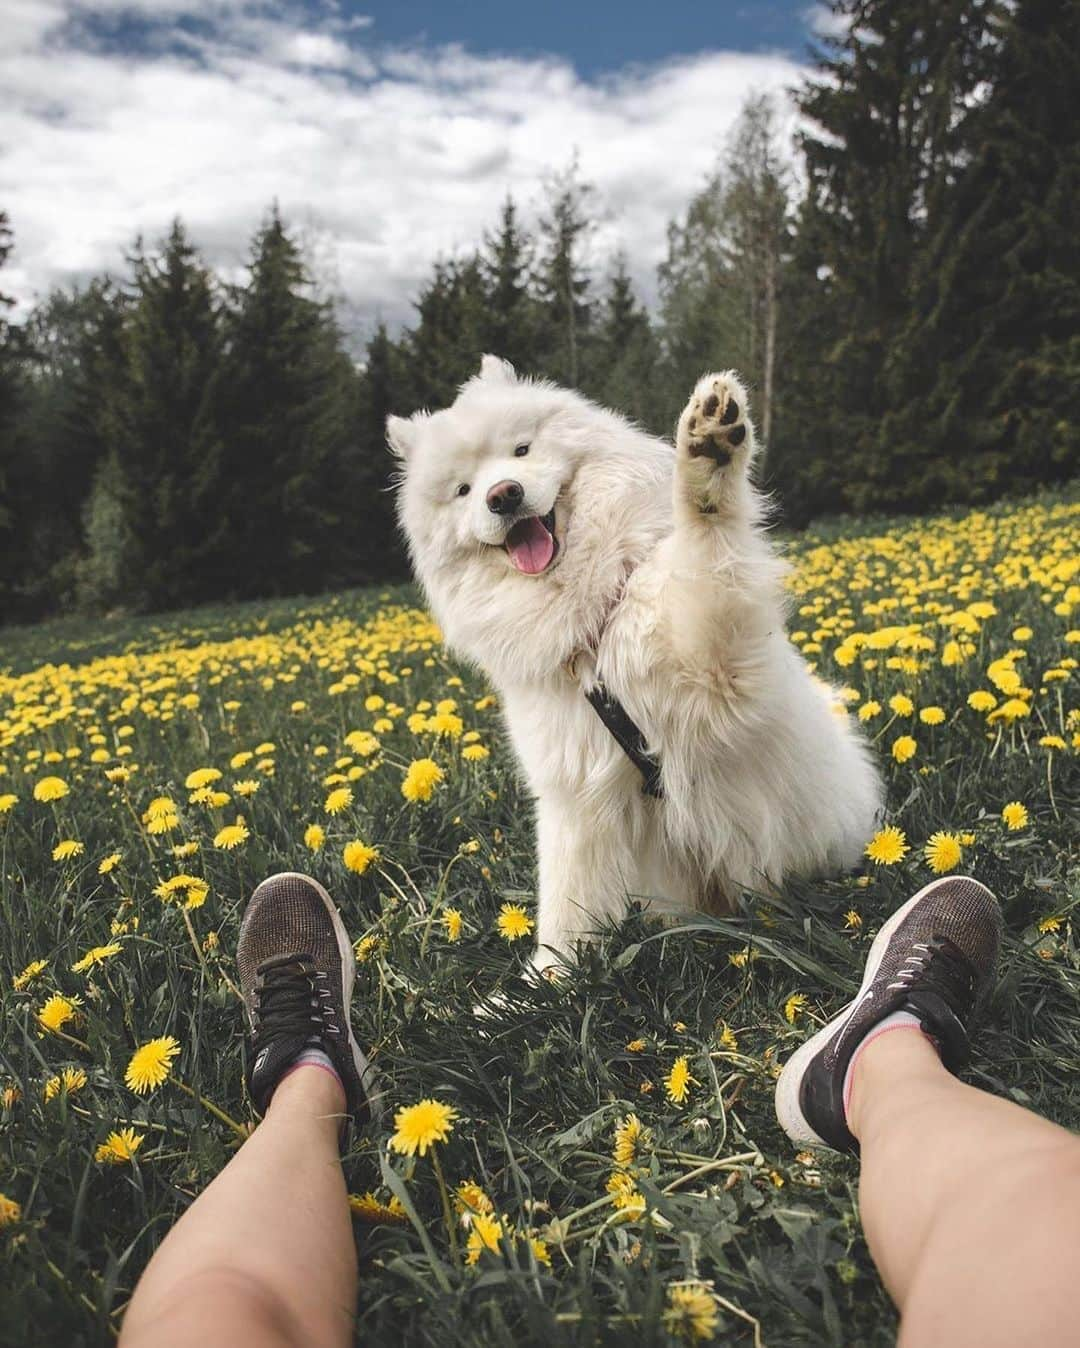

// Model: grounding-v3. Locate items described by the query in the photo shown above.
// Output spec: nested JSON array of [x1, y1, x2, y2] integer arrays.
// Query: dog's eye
[[513, 444, 530, 457], [456, 483, 470, 498]]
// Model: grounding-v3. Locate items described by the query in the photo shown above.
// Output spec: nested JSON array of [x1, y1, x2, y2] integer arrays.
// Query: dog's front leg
[[659, 371, 779, 679], [530, 792, 633, 973]]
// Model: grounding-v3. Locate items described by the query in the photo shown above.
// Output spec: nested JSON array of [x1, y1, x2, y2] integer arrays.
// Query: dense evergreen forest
[[1, 0, 1077, 624]]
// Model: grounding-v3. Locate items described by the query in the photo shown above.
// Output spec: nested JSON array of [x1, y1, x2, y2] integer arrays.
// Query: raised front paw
[[677, 371, 753, 467]]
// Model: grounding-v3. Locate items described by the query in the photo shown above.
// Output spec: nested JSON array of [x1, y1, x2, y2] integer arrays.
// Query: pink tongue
[[506, 516, 554, 574]]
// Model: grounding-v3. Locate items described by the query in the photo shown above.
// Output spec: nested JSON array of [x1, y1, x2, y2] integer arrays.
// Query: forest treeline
[[0, 0, 1077, 623]]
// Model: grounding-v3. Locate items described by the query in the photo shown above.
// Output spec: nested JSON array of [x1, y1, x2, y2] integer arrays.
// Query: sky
[[0, 1, 836, 337]]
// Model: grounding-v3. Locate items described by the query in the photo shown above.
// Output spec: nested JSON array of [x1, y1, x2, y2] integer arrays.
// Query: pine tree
[[533, 160, 596, 386], [479, 197, 536, 371], [403, 256, 489, 409], [585, 254, 662, 431], [893, 0, 1080, 498], [212, 206, 360, 599], [0, 211, 25, 618], [353, 321, 408, 577], [112, 220, 223, 607], [781, 0, 998, 516]]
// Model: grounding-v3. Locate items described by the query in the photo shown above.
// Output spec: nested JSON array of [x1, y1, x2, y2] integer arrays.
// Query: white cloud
[[802, 4, 851, 40], [0, 2, 804, 338]]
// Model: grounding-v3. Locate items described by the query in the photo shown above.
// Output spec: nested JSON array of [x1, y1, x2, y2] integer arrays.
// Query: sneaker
[[774, 875, 1002, 1154], [237, 872, 380, 1127]]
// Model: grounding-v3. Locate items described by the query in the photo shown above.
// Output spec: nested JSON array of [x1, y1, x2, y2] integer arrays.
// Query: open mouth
[[505, 507, 559, 575]]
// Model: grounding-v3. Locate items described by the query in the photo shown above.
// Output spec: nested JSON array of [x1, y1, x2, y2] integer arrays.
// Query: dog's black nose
[[486, 479, 524, 515]]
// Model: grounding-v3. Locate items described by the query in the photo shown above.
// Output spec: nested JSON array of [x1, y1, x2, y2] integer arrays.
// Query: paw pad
[[684, 379, 748, 465]]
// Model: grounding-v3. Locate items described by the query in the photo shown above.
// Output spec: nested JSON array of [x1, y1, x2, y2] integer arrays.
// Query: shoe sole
[[774, 875, 997, 1148], [249, 871, 384, 1127]]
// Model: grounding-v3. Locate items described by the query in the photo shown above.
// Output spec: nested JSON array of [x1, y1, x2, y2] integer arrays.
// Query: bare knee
[[121, 1265, 305, 1348]]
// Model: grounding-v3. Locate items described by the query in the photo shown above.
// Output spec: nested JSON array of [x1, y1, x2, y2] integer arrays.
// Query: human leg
[[119, 1065, 356, 1348], [776, 876, 1080, 1346], [119, 873, 380, 1348], [848, 1027, 1080, 1347]]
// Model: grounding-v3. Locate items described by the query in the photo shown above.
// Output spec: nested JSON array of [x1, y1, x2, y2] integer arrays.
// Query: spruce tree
[[781, 0, 998, 516], [479, 197, 536, 371], [113, 220, 223, 607], [585, 254, 662, 432], [212, 206, 359, 599], [893, 0, 1080, 498], [533, 161, 596, 387]]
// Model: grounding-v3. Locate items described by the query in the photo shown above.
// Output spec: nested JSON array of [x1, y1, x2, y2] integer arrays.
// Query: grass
[[1, 489, 1078, 1347]]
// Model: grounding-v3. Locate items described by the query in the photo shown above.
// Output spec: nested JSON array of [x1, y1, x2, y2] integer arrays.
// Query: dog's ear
[[479, 354, 516, 385], [385, 414, 416, 459]]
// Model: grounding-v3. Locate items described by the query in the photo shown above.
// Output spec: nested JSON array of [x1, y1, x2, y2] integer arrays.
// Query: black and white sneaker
[[775, 876, 1002, 1153], [237, 872, 381, 1127]]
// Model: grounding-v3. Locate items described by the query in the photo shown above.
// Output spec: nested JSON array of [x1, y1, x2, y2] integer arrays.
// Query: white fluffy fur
[[390, 358, 883, 969]]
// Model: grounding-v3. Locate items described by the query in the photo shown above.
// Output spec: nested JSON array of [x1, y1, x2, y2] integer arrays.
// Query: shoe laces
[[252, 954, 340, 1046], [886, 935, 976, 1010]]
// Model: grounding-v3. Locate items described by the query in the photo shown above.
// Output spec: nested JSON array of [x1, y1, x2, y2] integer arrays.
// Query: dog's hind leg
[[530, 792, 637, 973]]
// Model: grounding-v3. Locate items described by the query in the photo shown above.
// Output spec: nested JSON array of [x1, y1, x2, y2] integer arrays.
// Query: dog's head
[[388, 355, 584, 580], [388, 355, 669, 680]]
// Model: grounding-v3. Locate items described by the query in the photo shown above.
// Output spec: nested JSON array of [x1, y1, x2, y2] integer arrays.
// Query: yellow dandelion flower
[[43, 1067, 87, 1101], [144, 796, 178, 822], [663, 1284, 719, 1343], [184, 767, 222, 790], [919, 706, 946, 725], [343, 840, 379, 875], [71, 943, 123, 973], [38, 994, 79, 1033], [389, 1098, 457, 1157], [1039, 735, 1067, 750], [354, 934, 380, 963], [462, 744, 490, 762], [442, 908, 463, 941], [865, 825, 909, 865], [967, 690, 998, 712], [230, 751, 253, 770], [844, 909, 863, 930], [718, 1023, 738, 1051], [401, 758, 444, 803], [924, 831, 963, 874], [784, 993, 808, 1024], [348, 1191, 407, 1225], [1002, 801, 1029, 830], [857, 701, 881, 721], [892, 735, 917, 763], [98, 852, 122, 874], [324, 786, 353, 815], [52, 839, 84, 862], [146, 811, 180, 835], [13, 959, 48, 991], [455, 1180, 495, 1220], [95, 1127, 145, 1165], [613, 1113, 652, 1168], [0, 1193, 21, 1226], [0, 793, 18, 813], [304, 824, 326, 851], [626, 1038, 647, 1053], [465, 1212, 505, 1264], [213, 818, 249, 849], [234, 779, 261, 797], [344, 730, 380, 757], [1038, 915, 1062, 934], [33, 776, 69, 802], [125, 1036, 181, 1094], [496, 903, 534, 941], [664, 1054, 696, 1104], [606, 1171, 646, 1216], [888, 694, 914, 717]]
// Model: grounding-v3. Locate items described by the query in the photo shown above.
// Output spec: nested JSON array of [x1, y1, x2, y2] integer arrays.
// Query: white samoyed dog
[[389, 357, 883, 970]]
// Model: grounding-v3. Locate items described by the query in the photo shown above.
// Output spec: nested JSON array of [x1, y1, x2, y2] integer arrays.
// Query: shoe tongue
[[506, 516, 554, 574]]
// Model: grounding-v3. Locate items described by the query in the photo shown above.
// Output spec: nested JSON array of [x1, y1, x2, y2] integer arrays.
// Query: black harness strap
[[585, 682, 664, 799]]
